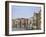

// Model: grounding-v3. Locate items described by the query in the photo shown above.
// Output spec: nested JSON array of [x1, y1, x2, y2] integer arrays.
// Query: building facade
[[32, 11, 41, 29]]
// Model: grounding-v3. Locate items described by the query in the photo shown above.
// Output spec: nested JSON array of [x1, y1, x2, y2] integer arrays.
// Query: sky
[[12, 5, 41, 19]]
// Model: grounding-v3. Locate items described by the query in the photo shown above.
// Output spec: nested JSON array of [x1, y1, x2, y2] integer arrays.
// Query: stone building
[[12, 18, 32, 30], [32, 10, 41, 29], [15, 19, 21, 28]]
